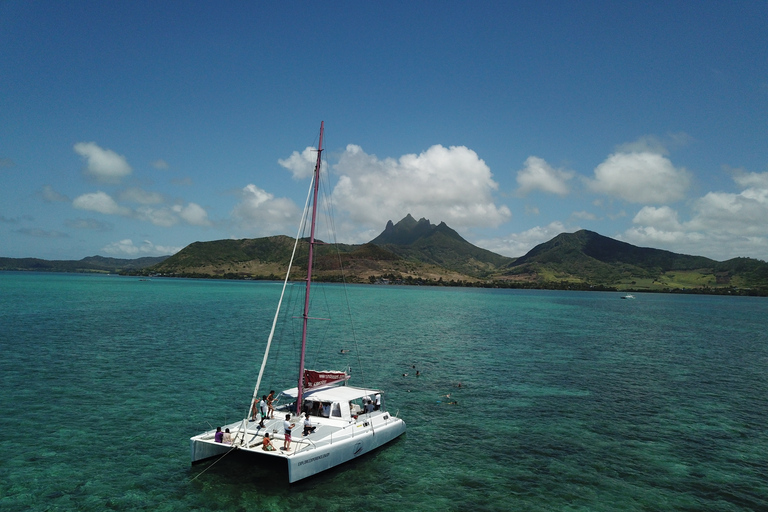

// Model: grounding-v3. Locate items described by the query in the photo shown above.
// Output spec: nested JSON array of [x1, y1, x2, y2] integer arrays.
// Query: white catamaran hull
[[285, 416, 405, 482], [191, 410, 405, 483]]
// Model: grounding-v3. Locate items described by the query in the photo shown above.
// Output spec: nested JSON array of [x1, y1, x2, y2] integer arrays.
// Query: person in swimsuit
[[266, 390, 275, 419], [250, 398, 259, 421]]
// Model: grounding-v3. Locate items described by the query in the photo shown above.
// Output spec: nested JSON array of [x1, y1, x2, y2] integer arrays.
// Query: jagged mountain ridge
[[371, 214, 466, 246], [370, 214, 514, 277]]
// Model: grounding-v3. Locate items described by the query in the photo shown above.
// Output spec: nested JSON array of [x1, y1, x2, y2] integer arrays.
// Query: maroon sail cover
[[304, 370, 350, 389]]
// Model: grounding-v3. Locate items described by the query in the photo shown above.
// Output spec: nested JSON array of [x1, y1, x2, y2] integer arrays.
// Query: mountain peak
[[372, 214, 474, 246], [371, 214, 432, 245]]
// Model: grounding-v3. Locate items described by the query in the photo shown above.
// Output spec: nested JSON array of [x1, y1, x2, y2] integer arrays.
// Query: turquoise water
[[1, 272, 767, 511]]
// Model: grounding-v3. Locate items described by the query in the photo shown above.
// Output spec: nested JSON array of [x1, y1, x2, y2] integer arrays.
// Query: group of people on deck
[[213, 427, 232, 444], [250, 390, 276, 427], [257, 415, 292, 452], [360, 394, 381, 413], [214, 390, 385, 452]]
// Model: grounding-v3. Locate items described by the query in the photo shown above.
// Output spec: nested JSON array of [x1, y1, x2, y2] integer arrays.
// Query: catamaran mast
[[296, 121, 324, 414]]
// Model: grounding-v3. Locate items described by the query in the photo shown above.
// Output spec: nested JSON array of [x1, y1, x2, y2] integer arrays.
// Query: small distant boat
[[189, 122, 406, 483], [620, 294, 636, 299]]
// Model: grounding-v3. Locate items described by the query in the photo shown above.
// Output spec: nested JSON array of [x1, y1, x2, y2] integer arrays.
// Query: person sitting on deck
[[303, 412, 316, 436], [262, 433, 275, 451], [364, 400, 375, 413], [214, 427, 223, 443], [222, 428, 232, 444]]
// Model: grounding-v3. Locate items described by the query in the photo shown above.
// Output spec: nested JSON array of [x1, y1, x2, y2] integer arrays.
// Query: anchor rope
[[189, 445, 238, 482]]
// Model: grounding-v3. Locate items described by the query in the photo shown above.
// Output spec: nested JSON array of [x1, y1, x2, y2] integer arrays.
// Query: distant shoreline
[[4, 268, 765, 297]]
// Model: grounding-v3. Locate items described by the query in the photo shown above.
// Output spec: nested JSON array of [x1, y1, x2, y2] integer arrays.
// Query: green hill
[[0, 255, 167, 273], [371, 214, 514, 277], [501, 230, 768, 292]]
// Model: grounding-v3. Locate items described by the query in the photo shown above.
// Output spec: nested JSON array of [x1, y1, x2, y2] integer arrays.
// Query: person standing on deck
[[250, 399, 259, 422], [374, 393, 381, 411], [258, 395, 268, 428], [283, 414, 295, 450], [266, 390, 275, 419]]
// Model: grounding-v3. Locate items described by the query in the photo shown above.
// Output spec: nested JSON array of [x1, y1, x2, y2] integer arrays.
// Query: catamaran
[[189, 122, 406, 483]]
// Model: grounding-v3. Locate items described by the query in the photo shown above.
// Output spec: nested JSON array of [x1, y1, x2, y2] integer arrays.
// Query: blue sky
[[2, 1, 767, 261]]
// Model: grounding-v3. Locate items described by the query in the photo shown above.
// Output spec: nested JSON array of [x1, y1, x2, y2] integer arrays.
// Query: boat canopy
[[280, 385, 381, 421], [281, 385, 380, 403]]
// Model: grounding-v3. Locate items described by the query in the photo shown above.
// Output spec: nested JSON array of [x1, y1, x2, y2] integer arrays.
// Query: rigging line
[[315, 147, 369, 390], [188, 445, 238, 482], [248, 170, 315, 420], [304, 165, 334, 370]]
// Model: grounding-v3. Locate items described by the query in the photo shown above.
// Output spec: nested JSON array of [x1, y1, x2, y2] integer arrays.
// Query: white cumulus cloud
[[623, 171, 768, 260], [332, 144, 511, 233], [73, 191, 131, 216], [231, 184, 301, 235], [621, 226, 694, 257], [733, 170, 768, 189], [476, 222, 570, 258], [689, 188, 768, 236], [135, 206, 179, 227], [278, 147, 322, 179], [632, 206, 683, 231], [73, 190, 210, 228], [587, 151, 691, 204], [74, 142, 132, 183], [516, 156, 574, 196], [134, 202, 212, 227], [102, 239, 182, 256], [174, 202, 211, 226]]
